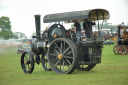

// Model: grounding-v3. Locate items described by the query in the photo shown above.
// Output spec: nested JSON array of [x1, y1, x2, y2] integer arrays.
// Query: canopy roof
[[43, 9, 110, 23]]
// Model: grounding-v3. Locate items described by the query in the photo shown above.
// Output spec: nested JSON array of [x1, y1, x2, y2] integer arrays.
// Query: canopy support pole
[[96, 10, 101, 36]]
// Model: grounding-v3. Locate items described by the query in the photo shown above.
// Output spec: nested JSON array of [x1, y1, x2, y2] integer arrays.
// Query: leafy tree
[[0, 16, 12, 39], [13, 32, 27, 39], [0, 16, 28, 39]]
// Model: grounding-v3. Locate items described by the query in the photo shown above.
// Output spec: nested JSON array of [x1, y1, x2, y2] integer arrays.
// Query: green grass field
[[0, 44, 128, 85]]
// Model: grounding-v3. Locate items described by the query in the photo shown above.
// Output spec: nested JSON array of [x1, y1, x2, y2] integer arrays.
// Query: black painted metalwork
[[21, 8, 110, 74]]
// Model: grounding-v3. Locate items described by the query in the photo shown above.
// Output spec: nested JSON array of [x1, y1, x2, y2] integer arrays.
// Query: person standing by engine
[[83, 19, 96, 38], [70, 20, 81, 42]]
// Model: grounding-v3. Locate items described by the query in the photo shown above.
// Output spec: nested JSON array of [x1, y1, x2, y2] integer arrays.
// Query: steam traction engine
[[21, 9, 110, 74], [113, 25, 128, 55]]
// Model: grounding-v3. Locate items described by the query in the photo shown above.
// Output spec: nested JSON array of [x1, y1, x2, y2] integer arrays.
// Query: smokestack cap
[[34, 15, 41, 17]]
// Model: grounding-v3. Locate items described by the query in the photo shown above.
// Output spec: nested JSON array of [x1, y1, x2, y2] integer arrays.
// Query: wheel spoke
[[63, 46, 71, 55], [55, 49, 59, 55], [63, 59, 69, 68], [53, 58, 58, 61], [55, 43, 61, 52], [65, 51, 72, 55], [28, 64, 29, 71], [45, 61, 47, 67], [63, 59, 64, 71], [63, 42, 65, 51], [66, 59, 72, 66], [49, 62, 50, 68], [50, 54, 58, 56], [54, 60, 61, 66], [60, 60, 61, 70], [25, 55, 28, 60], [24, 58, 26, 61], [64, 56, 73, 59], [61, 41, 63, 53], [25, 64, 27, 68], [25, 64, 28, 71]]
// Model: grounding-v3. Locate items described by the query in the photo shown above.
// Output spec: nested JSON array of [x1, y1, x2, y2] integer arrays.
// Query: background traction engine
[[113, 25, 128, 55]]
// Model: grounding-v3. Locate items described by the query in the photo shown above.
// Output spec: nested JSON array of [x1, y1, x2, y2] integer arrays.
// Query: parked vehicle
[[113, 25, 128, 55]]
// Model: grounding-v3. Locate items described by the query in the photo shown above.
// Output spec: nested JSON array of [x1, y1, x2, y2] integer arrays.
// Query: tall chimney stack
[[34, 15, 41, 41]]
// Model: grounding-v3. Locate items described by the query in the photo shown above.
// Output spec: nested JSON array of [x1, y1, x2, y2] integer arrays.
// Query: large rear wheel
[[41, 54, 52, 71], [76, 64, 96, 71], [47, 38, 78, 74]]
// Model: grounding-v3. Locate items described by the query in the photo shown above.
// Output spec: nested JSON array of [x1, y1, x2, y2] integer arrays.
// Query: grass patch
[[0, 45, 128, 85]]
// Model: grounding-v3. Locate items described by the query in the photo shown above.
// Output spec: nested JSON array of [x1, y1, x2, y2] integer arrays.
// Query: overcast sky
[[0, 0, 128, 38]]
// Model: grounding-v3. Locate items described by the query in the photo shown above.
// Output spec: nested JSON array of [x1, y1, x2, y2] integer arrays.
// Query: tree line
[[0, 16, 27, 40]]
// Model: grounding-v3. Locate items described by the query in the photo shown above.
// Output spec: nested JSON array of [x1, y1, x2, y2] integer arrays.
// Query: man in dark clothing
[[71, 20, 81, 42], [83, 19, 95, 38]]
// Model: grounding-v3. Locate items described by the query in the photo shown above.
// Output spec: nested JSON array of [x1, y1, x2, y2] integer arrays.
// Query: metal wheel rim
[[21, 51, 34, 73], [118, 45, 127, 55], [47, 38, 78, 74], [113, 45, 118, 54], [42, 55, 52, 71], [76, 64, 96, 71]]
